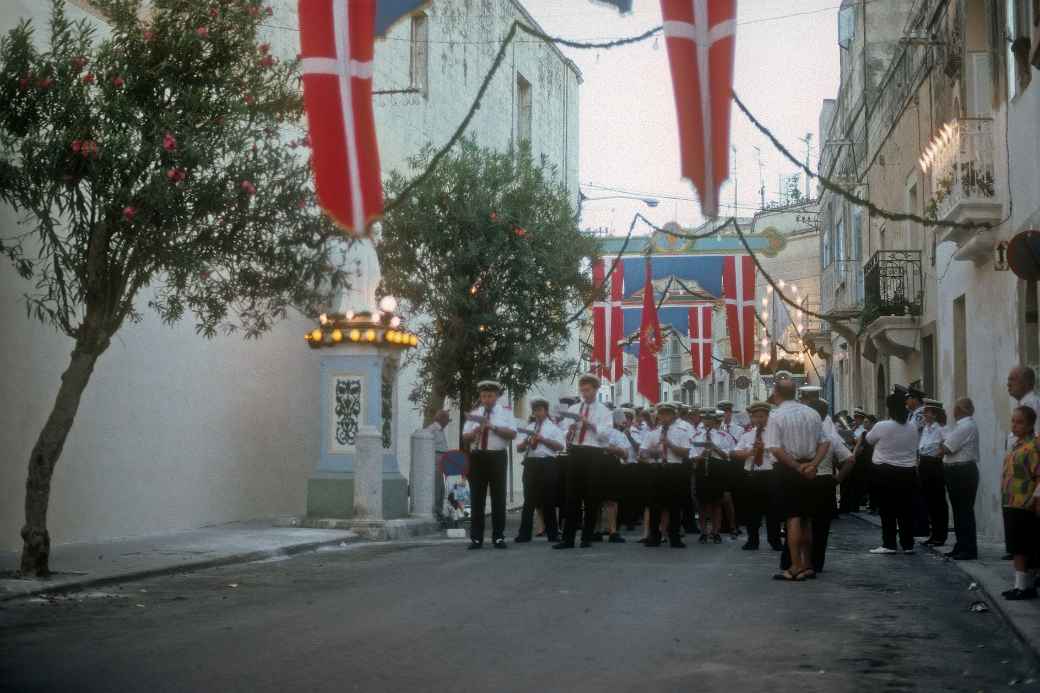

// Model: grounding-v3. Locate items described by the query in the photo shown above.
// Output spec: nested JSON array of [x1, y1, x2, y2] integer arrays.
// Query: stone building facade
[[0, 0, 580, 548], [818, 0, 1040, 538]]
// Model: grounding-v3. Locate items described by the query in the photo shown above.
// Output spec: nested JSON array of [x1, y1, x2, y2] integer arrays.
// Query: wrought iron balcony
[[863, 250, 923, 328], [921, 118, 1003, 239]]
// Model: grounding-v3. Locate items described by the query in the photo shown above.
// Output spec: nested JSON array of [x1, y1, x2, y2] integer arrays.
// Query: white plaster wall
[[0, 0, 579, 550]]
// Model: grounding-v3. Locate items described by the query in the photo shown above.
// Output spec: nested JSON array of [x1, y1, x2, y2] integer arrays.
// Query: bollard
[[410, 429, 435, 519], [353, 425, 383, 521]]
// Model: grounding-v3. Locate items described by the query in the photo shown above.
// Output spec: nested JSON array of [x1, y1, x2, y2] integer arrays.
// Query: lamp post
[[579, 191, 660, 208]]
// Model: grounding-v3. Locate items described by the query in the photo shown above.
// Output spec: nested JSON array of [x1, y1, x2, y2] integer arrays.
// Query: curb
[[849, 512, 1040, 663], [1, 534, 366, 603]]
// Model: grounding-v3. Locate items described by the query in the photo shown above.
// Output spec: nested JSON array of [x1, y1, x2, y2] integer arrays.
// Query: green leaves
[[381, 139, 599, 411], [0, 0, 336, 343]]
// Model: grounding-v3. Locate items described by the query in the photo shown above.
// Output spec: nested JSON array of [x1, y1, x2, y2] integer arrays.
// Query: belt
[[568, 444, 603, 452], [945, 459, 977, 466], [919, 455, 943, 463]]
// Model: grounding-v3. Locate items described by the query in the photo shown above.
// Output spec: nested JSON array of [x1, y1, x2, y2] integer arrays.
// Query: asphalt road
[[1, 517, 1038, 693]]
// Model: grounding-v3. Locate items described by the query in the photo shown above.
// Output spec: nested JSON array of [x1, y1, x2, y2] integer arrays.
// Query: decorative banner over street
[[592, 259, 626, 382], [299, 0, 384, 235], [609, 261, 625, 381], [722, 254, 755, 368], [591, 259, 608, 377], [660, 0, 737, 218], [688, 302, 713, 379]]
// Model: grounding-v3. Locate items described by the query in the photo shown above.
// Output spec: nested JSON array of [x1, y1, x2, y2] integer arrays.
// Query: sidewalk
[[0, 520, 365, 601], [851, 511, 1040, 659]]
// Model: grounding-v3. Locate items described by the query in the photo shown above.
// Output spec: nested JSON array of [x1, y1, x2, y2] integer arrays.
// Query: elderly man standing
[[1008, 366, 1040, 445], [918, 399, 948, 547], [461, 381, 517, 550], [425, 409, 451, 522], [943, 398, 980, 560], [765, 378, 830, 581]]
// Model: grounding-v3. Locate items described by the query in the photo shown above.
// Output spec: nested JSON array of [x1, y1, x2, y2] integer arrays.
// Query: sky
[[521, 0, 842, 236]]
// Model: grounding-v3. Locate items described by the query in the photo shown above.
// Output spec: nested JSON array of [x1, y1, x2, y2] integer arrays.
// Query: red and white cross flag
[[722, 255, 756, 368], [298, 0, 384, 235], [688, 302, 713, 380], [660, 0, 737, 218], [592, 259, 625, 382]]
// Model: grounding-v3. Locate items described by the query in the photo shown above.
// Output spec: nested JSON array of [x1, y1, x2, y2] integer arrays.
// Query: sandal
[[772, 570, 800, 581]]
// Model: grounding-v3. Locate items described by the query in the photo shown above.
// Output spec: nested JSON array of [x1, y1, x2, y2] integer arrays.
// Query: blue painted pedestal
[[306, 344, 408, 520]]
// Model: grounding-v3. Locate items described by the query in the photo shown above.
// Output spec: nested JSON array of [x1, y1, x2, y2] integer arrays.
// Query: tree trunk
[[19, 338, 105, 576]]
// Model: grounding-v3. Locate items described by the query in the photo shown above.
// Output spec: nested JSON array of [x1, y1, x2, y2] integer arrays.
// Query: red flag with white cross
[[298, 0, 384, 235], [660, 0, 737, 219], [722, 255, 755, 368], [688, 302, 713, 379]]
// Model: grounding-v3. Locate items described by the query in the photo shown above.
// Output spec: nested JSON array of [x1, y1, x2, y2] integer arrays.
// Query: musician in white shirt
[[691, 411, 735, 544], [917, 399, 949, 547], [637, 402, 693, 547], [730, 402, 781, 551], [461, 380, 517, 549], [515, 398, 565, 544], [554, 374, 615, 549]]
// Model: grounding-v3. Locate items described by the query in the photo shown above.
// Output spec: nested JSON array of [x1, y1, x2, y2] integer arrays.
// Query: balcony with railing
[[921, 118, 1004, 260], [861, 250, 923, 362]]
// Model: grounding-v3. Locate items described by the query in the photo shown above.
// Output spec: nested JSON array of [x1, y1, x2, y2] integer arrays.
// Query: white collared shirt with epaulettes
[[640, 419, 694, 464], [565, 399, 614, 448], [462, 402, 517, 452], [520, 417, 566, 459]]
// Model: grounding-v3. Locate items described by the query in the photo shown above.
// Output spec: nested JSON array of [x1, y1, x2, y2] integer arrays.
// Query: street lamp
[[579, 191, 660, 208]]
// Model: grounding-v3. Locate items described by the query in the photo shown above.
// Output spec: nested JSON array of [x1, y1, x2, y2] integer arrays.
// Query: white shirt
[[462, 402, 517, 452], [640, 419, 694, 464], [723, 418, 746, 440], [425, 421, 449, 453], [909, 405, 926, 432], [691, 427, 735, 461], [918, 422, 944, 458], [1008, 391, 1040, 450], [944, 416, 979, 464], [735, 428, 775, 471], [865, 420, 919, 468], [614, 426, 643, 464], [853, 424, 866, 441], [821, 425, 852, 476], [763, 400, 826, 461], [565, 399, 614, 448], [519, 417, 566, 459]]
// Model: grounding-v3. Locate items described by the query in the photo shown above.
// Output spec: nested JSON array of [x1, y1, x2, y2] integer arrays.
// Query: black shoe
[[468, 540, 482, 550], [579, 540, 592, 548], [670, 539, 687, 548], [742, 542, 760, 551], [552, 540, 575, 550], [1005, 587, 1038, 600], [514, 536, 531, 543], [645, 536, 662, 547], [546, 534, 560, 543], [698, 534, 708, 544], [637, 537, 648, 544], [608, 533, 626, 543], [493, 538, 507, 549], [712, 533, 722, 544]]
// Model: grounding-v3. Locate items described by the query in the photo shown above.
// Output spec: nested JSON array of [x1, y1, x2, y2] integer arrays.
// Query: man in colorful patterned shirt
[[1001, 406, 1040, 600]]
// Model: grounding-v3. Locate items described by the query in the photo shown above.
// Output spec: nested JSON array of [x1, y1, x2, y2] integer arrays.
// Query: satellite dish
[[1007, 230, 1040, 281]]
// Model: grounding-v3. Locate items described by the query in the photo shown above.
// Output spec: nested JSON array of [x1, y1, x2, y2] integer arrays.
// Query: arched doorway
[[876, 364, 887, 418]]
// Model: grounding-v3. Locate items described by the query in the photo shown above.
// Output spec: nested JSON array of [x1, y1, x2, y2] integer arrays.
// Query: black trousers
[[744, 470, 781, 547], [648, 463, 690, 540], [563, 446, 606, 542], [873, 464, 917, 551], [517, 458, 559, 540], [918, 456, 948, 543], [469, 450, 507, 543], [779, 475, 836, 572], [945, 462, 979, 556]]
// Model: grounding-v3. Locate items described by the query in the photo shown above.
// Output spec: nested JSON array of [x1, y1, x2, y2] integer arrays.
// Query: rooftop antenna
[[753, 146, 766, 210], [798, 132, 813, 199]]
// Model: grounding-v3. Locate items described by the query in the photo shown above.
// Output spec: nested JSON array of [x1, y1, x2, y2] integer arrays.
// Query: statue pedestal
[[306, 344, 408, 521]]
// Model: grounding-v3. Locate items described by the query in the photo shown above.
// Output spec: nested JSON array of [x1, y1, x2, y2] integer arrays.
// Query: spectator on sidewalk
[[865, 393, 920, 555], [425, 409, 451, 521], [918, 399, 948, 547], [942, 398, 980, 560], [1007, 366, 1040, 448], [1001, 406, 1040, 600]]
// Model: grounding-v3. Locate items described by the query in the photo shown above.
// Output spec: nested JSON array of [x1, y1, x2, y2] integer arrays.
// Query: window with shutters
[[409, 13, 428, 96], [517, 73, 533, 146]]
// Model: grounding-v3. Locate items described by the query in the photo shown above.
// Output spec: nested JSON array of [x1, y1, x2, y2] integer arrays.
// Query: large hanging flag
[[591, 259, 608, 378], [375, 0, 429, 36], [637, 259, 663, 403], [688, 302, 713, 380], [660, 0, 737, 218], [609, 261, 625, 381], [299, 0, 384, 235], [722, 255, 755, 368]]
